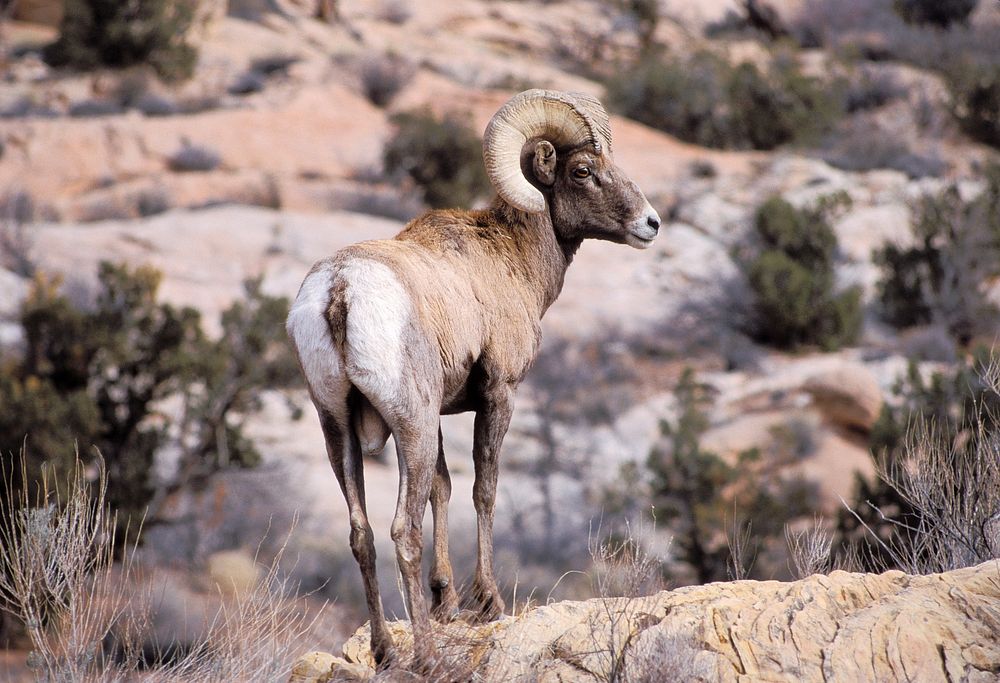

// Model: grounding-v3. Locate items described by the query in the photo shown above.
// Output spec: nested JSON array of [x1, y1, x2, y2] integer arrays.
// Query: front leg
[[470, 383, 514, 621]]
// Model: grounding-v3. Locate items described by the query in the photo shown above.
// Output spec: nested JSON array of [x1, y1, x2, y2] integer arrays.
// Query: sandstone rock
[[0, 322, 25, 353], [288, 651, 343, 683], [0, 83, 386, 211], [804, 363, 884, 431], [288, 652, 375, 683], [227, 0, 335, 20], [190, 0, 229, 42], [291, 561, 1000, 682], [834, 204, 912, 263], [206, 549, 260, 597], [673, 194, 749, 243]]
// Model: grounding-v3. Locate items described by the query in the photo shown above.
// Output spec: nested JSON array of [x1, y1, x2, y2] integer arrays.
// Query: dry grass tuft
[[785, 518, 833, 579], [0, 451, 327, 682], [843, 359, 1000, 575], [0, 453, 139, 680]]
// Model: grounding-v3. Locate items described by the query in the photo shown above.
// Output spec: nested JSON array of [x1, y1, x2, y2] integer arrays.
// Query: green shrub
[[754, 195, 837, 264], [43, 0, 198, 82], [608, 368, 814, 585], [893, 0, 977, 28], [728, 58, 838, 149], [168, 143, 222, 172], [0, 263, 298, 550], [383, 109, 492, 209], [607, 50, 840, 150], [875, 166, 1000, 344], [608, 50, 731, 148], [747, 251, 819, 341], [744, 197, 861, 350], [949, 62, 1000, 149]]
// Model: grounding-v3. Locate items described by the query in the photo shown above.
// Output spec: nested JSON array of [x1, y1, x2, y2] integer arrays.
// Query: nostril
[[647, 215, 661, 231]]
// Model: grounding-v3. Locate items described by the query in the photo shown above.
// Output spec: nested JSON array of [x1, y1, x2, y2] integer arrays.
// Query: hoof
[[431, 589, 461, 622], [372, 643, 398, 671], [472, 586, 506, 622], [432, 605, 462, 623]]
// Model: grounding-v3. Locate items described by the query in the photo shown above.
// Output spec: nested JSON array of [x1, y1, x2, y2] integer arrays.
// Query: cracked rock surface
[[290, 560, 1000, 682]]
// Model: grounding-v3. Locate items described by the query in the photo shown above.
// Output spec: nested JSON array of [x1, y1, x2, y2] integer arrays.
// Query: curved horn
[[483, 89, 612, 214]]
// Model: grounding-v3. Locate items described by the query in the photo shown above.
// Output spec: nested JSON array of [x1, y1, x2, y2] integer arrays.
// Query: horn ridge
[[482, 89, 611, 214]]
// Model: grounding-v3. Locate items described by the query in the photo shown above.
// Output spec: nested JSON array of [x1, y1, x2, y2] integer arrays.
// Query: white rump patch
[[341, 258, 411, 402], [287, 266, 344, 410]]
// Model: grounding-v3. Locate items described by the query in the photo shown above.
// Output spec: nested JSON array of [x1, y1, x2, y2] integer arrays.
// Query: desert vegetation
[[608, 49, 839, 151], [0, 262, 299, 552], [382, 109, 492, 209], [893, 0, 978, 28], [949, 63, 1000, 149], [43, 0, 198, 81], [0, 453, 324, 681], [607, 368, 815, 585], [874, 165, 1000, 344], [742, 195, 862, 351], [358, 52, 415, 108], [835, 352, 1000, 573]]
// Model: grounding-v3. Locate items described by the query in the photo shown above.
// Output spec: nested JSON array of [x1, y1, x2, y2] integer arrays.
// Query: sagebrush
[[0, 454, 324, 681], [837, 353, 1000, 573]]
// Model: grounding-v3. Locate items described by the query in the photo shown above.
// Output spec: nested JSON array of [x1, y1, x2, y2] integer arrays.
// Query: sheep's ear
[[532, 140, 557, 187]]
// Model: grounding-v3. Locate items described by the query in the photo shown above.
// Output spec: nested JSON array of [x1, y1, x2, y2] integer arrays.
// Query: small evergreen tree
[[44, 0, 198, 81], [744, 196, 862, 350], [949, 63, 1000, 149], [0, 263, 298, 551], [640, 368, 814, 584]]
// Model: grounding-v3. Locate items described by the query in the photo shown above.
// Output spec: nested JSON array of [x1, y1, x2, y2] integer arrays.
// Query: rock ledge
[[291, 560, 1000, 682]]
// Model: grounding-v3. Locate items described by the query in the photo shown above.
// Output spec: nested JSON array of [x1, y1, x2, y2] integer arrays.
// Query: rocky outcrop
[[804, 362, 884, 432], [290, 561, 1000, 682]]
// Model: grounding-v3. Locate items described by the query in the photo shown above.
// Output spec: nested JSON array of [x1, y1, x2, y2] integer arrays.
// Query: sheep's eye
[[572, 167, 591, 179]]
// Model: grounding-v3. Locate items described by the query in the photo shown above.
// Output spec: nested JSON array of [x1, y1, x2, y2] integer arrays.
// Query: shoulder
[[395, 208, 498, 254]]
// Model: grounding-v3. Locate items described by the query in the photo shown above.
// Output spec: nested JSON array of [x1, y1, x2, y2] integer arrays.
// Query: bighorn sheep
[[286, 89, 660, 669]]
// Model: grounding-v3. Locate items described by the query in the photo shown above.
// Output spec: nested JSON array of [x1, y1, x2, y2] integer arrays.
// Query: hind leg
[[319, 410, 395, 667], [430, 426, 460, 620], [390, 416, 439, 672]]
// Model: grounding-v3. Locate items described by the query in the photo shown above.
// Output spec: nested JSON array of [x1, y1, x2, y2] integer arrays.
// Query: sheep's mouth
[[625, 231, 656, 249]]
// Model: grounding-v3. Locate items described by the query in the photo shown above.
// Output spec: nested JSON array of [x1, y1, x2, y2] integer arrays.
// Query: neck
[[490, 199, 577, 316]]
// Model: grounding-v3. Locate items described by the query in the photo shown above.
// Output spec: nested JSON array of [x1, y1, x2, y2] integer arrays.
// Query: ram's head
[[484, 89, 661, 249]]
